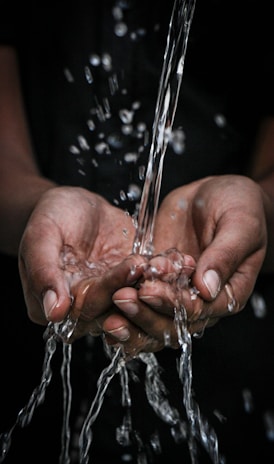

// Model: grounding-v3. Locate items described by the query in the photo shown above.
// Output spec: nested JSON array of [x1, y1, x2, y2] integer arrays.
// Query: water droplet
[[136, 28, 146, 37], [95, 142, 111, 155], [163, 330, 171, 346], [213, 409, 227, 423], [69, 145, 81, 155], [77, 135, 90, 151], [121, 124, 133, 135], [91, 158, 98, 167], [136, 122, 147, 133], [120, 190, 127, 201], [102, 53, 112, 71], [195, 197, 205, 209], [169, 128, 185, 154], [119, 109, 134, 124], [107, 133, 123, 149], [121, 452, 134, 462], [132, 101, 141, 110], [78, 169, 86, 177], [130, 32, 138, 41], [250, 291, 267, 318], [242, 388, 254, 413], [64, 67, 74, 83], [89, 54, 101, 66], [112, 6, 123, 21], [139, 165, 146, 180], [214, 113, 227, 128], [264, 410, 274, 441], [124, 152, 139, 163], [84, 66, 93, 84], [127, 184, 141, 201], [114, 22, 128, 37], [87, 119, 96, 131]]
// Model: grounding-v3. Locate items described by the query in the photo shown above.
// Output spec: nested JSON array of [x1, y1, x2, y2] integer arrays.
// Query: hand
[[103, 249, 196, 355], [104, 175, 268, 354], [18, 186, 146, 340]]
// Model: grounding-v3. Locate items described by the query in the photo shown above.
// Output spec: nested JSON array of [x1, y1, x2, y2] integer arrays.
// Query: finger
[[198, 276, 242, 320], [112, 287, 180, 349], [191, 217, 266, 302], [102, 312, 170, 355], [72, 254, 147, 321], [138, 274, 242, 325]]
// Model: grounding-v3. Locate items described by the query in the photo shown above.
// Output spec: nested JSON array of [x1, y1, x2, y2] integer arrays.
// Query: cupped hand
[[152, 175, 267, 322], [18, 186, 146, 339], [104, 175, 268, 354]]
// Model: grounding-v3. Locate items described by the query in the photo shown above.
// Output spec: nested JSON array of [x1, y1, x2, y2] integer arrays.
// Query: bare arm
[[0, 45, 56, 255]]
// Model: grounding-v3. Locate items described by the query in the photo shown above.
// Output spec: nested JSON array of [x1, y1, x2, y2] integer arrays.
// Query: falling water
[[59, 343, 73, 464], [132, 0, 196, 256], [78, 346, 125, 464], [174, 306, 221, 463]]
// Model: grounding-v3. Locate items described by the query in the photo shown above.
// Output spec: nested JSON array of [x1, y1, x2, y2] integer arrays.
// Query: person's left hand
[[102, 175, 268, 355]]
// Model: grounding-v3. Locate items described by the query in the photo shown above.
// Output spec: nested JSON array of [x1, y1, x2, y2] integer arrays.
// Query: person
[[0, 0, 274, 463]]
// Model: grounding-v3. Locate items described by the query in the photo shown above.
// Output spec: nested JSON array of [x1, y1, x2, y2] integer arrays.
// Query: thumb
[[191, 222, 261, 301], [19, 238, 72, 325]]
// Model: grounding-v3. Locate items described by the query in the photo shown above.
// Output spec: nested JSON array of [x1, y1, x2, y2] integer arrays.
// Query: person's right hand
[[18, 186, 146, 341]]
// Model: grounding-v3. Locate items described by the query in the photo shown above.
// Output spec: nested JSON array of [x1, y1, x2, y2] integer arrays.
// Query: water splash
[[116, 359, 133, 447], [175, 306, 222, 463], [140, 352, 183, 428]]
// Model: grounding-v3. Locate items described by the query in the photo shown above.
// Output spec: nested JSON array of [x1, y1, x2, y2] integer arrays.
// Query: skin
[[97, 174, 272, 353], [1, 45, 274, 357]]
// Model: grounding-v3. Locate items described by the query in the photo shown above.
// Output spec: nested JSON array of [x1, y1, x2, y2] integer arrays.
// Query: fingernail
[[106, 326, 130, 341], [114, 299, 139, 315], [203, 270, 221, 298], [43, 290, 58, 319]]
